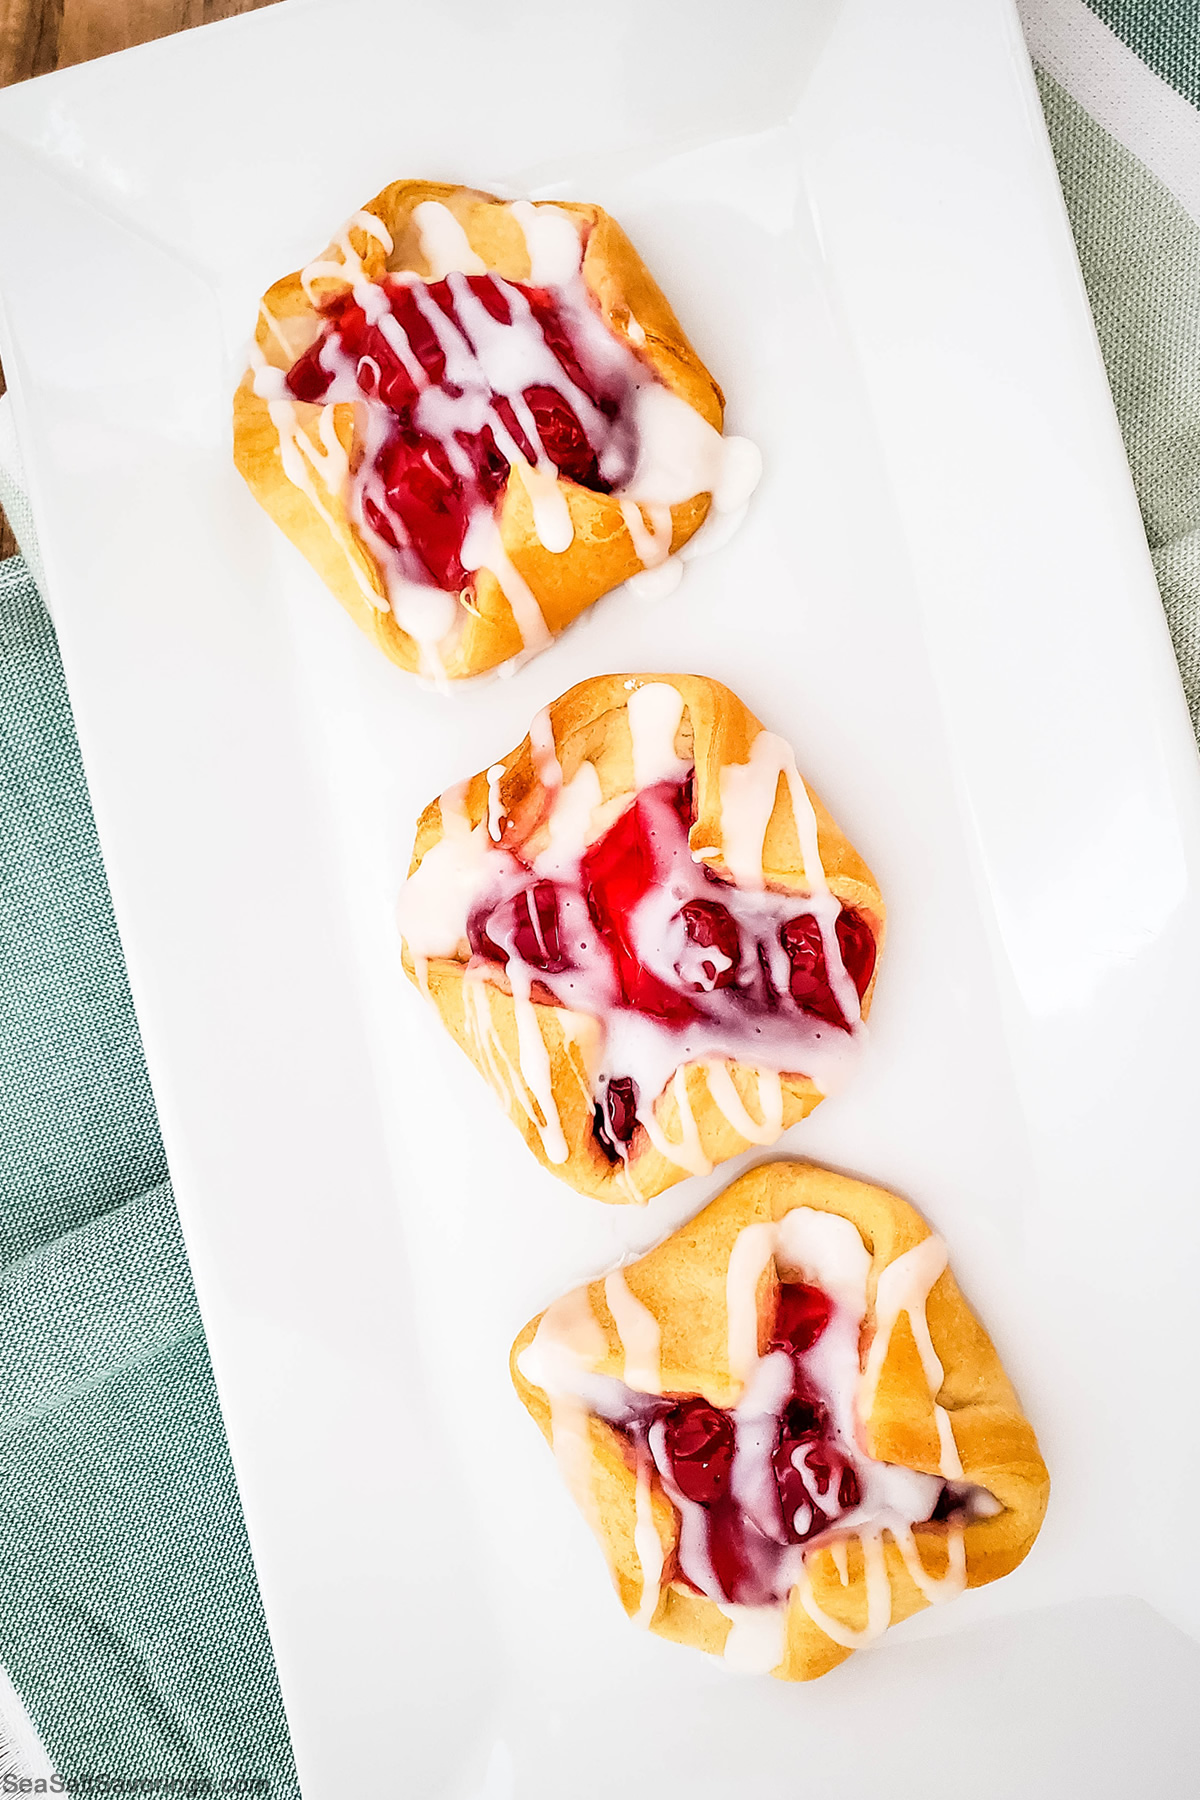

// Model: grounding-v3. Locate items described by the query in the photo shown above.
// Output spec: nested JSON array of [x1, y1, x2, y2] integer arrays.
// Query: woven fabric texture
[[1086, 0, 1200, 106], [0, 565, 164, 1265], [0, 556, 299, 1795], [1037, 67, 1200, 734]]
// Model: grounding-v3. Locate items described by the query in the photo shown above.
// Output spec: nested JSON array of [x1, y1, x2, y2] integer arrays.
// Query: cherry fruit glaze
[[608, 1283, 866, 1608], [285, 273, 635, 593], [466, 776, 877, 1156]]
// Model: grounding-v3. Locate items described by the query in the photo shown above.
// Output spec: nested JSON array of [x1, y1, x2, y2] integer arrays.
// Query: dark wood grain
[[0, 0, 279, 86], [0, 0, 281, 562], [54, 0, 278, 70], [0, 0, 64, 86]]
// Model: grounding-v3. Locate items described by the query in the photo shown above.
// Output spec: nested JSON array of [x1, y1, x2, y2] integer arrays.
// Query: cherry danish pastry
[[397, 674, 884, 1202], [234, 181, 758, 681], [512, 1160, 1050, 1679]]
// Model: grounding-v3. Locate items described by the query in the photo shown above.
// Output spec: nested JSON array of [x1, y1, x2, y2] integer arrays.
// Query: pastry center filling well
[[285, 268, 643, 596], [598, 1279, 979, 1609], [464, 772, 875, 1161]]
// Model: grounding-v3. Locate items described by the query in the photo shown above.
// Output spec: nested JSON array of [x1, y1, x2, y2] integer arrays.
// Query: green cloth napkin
[[0, 1, 1198, 1791], [0, 556, 299, 1795], [1021, 0, 1200, 736]]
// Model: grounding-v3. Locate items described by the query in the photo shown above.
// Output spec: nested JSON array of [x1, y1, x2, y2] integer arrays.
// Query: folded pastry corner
[[397, 674, 884, 1202], [511, 1160, 1049, 1680], [234, 181, 758, 682]]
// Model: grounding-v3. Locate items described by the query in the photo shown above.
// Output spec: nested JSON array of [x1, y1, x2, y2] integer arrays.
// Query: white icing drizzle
[[459, 972, 561, 1158], [621, 409, 762, 600], [937, 1410, 964, 1482], [894, 1518, 967, 1602], [718, 731, 829, 895], [798, 1531, 893, 1650], [460, 498, 552, 653], [461, 973, 521, 1114], [855, 1231, 969, 1635], [358, 274, 426, 385], [603, 1270, 661, 1394], [626, 681, 686, 789], [510, 200, 585, 286], [756, 1069, 785, 1137], [408, 265, 596, 561], [597, 1260, 665, 1627], [620, 384, 762, 590], [255, 303, 323, 366], [625, 556, 686, 602], [718, 730, 861, 1031], [708, 434, 763, 516], [450, 857, 570, 1163], [486, 764, 507, 843], [330, 356, 458, 680], [859, 1234, 954, 1468], [703, 1062, 784, 1145], [248, 335, 380, 608], [724, 1209, 973, 1659], [412, 200, 486, 277], [299, 208, 393, 304], [261, 218, 462, 677], [522, 1282, 667, 1623], [518, 1289, 607, 1530], [636, 1069, 713, 1178], [718, 1604, 788, 1675], [620, 499, 673, 572], [725, 1222, 777, 1387], [408, 783, 568, 1160], [505, 962, 569, 1163], [545, 762, 602, 863], [517, 459, 574, 555], [671, 1066, 712, 1175], [646, 1416, 722, 1597], [797, 1516, 968, 1651], [527, 706, 563, 801], [625, 383, 738, 508], [395, 784, 489, 958]]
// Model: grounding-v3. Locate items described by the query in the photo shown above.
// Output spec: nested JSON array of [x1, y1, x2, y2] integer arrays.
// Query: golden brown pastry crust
[[399, 674, 885, 1202], [233, 181, 724, 679], [511, 1160, 1050, 1680]]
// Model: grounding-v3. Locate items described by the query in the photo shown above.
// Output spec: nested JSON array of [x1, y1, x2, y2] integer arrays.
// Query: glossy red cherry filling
[[769, 1281, 832, 1353], [676, 899, 741, 992], [466, 775, 877, 1160], [606, 1283, 872, 1607], [780, 910, 877, 1027], [599, 1076, 639, 1149], [285, 272, 632, 593], [661, 1399, 736, 1505], [579, 779, 701, 1029], [474, 880, 567, 972]]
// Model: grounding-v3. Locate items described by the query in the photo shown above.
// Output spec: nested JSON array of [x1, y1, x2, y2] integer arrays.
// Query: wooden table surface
[[0, 0, 280, 557]]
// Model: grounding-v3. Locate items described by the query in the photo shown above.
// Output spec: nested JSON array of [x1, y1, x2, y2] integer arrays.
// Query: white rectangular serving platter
[[3, 0, 1200, 1794]]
